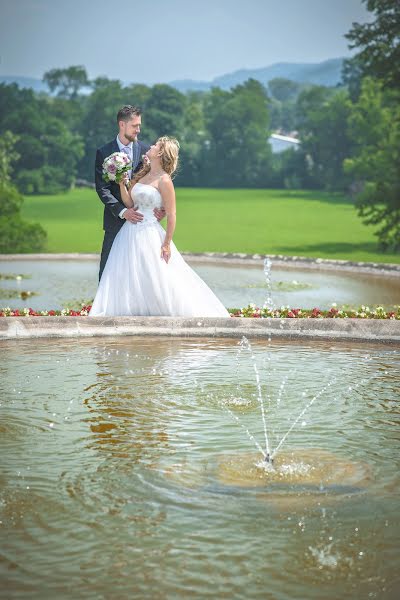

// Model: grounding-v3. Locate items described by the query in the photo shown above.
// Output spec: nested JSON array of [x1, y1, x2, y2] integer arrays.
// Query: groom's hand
[[124, 207, 144, 223], [154, 207, 166, 221]]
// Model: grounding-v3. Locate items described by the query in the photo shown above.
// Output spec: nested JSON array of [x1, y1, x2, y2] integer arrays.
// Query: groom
[[95, 105, 163, 280]]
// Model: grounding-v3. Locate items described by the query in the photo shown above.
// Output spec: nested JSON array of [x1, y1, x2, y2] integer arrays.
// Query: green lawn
[[21, 187, 400, 263]]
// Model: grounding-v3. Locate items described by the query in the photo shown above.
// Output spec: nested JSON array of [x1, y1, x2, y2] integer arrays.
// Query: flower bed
[[0, 304, 399, 319], [229, 304, 400, 320], [0, 306, 92, 317]]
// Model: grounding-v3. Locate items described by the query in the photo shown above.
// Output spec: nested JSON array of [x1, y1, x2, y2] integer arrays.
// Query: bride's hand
[[119, 173, 130, 187], [161, 244, 171, 263]]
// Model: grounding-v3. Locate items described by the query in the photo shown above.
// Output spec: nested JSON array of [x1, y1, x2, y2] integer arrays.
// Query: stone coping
[[0, 252, 399, 276], [1, 316, 399, 345]]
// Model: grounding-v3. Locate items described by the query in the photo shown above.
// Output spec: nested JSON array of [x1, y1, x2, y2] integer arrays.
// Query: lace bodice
[[131, 183, 162, 222]]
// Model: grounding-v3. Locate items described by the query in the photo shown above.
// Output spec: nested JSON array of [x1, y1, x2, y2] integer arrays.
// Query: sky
[[0, 0, 372, 84]]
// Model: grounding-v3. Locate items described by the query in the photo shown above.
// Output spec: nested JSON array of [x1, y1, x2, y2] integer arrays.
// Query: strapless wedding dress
[[89, 183, 229, 317]]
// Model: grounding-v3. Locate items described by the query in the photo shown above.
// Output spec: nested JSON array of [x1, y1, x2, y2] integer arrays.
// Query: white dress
[[89, 182, 230, 317]]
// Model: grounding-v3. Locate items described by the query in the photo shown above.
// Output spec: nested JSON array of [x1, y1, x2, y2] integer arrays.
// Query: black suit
[[95, 138, 150, 280]]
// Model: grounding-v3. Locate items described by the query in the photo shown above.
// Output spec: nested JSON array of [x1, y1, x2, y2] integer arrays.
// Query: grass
[[20, 187, 400, 264]]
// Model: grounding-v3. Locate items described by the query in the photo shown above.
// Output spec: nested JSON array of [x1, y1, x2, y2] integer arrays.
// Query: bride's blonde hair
[[131, 136, 180, 186]]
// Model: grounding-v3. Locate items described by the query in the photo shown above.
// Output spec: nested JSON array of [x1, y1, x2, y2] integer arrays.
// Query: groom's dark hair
[[117, 105, 142, 123]]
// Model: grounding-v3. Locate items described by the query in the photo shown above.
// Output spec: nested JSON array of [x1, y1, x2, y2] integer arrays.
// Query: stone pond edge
[[1, 316, 399, 345]]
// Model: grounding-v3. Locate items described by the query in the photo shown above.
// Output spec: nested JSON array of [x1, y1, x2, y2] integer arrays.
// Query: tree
[[341, 0, 400, 250], [294, 87, 353, 190], [204, 79, 273, 187], [343, 0, 400, 90], [0, 130, 20, 184], [144, 84, 186, 141], [268, 78, 300, 102], [177, 92, 207, 186], [43, 65, 89, 99], [0, 83, 84, 193], [344, 77, 400, 251], [0, 132, 46, 252]]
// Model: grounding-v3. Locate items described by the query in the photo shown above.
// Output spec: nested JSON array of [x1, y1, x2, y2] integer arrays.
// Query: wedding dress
[[89, 182, 230, 317]]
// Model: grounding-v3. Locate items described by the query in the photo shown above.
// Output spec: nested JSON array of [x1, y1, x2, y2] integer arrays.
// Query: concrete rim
[[1, 316, 399, 345]]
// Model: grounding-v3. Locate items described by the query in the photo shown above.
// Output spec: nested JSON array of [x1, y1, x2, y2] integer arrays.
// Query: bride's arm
[[118, 179, 134, 208], [159, 175, 176, 263]]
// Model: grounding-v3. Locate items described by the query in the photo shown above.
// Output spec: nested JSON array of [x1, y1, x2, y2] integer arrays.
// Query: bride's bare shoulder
[[159, 173, 174, 188]]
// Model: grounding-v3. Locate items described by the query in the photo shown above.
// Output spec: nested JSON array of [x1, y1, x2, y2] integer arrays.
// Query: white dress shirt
[[116, 135, 132, 219]]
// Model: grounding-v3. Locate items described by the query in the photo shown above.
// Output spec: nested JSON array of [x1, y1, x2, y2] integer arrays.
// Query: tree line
[[0, 0, 398, 251]]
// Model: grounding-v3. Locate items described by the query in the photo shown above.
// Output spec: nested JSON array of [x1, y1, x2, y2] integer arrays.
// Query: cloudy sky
[[0, 0, 371, 83]]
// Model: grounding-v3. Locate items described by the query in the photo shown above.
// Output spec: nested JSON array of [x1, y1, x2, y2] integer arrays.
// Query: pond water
[[0, 259, 399, 310], [1, 336, 399, 599]]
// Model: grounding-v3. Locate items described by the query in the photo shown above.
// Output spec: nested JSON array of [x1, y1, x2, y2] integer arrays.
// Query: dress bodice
[[131, 183, 162, 224]]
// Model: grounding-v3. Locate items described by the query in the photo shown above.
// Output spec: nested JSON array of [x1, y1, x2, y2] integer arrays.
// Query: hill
[[1, 58, 344, 94]]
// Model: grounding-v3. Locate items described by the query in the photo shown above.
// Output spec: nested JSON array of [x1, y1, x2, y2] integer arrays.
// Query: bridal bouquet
[[102, 152, 131, 183]]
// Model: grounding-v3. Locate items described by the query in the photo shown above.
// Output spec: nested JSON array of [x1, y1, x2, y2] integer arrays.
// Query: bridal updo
[[158, 136, 180, 176], [132, 136, 180, 185]]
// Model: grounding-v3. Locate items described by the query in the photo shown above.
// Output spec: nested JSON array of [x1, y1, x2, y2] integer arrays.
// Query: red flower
[[49, 310, 56, 316], [287, 311, 295, 318]]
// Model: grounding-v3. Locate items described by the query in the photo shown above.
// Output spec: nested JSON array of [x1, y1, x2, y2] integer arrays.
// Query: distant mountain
[[169, 58, 344, 92], [166, 79, 211, 93], [0, 58, 345, 95], [0, 75, 49, 93]]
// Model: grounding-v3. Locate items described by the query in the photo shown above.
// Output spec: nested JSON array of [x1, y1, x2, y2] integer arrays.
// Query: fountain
[[263, 257, 274, 310], [0, 333, 399, 598], [0, 257, 399, 599]]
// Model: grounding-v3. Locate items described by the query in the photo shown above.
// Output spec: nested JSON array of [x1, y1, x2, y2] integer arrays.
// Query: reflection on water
[[0, 337, 399, 599], [0, 259, 399, 310]]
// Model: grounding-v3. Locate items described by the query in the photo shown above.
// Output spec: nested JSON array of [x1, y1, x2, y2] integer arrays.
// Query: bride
[[89, 136, 230, 318]]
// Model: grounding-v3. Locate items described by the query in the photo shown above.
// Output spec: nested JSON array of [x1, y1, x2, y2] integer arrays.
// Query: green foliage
[[341, 1, 400, 251], [344, 0, 400, 90], [0, 132, 47, 252], [0, 130, 20, 183], [0, 180, 23, 216], [0, 84, 84, 193], [295, 87, 353, 190], [344, 78, 400, 250], [0, 215, 47, 253], [204, 79, 273, 187], [145, 84, 186, 140], [43, 65, 89, 99], [268, 78, 301, 102]]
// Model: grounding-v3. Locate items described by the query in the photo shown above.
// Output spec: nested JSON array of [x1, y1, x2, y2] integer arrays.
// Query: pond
[[0, 259, 399, 310], [1, 336, 399, 599]]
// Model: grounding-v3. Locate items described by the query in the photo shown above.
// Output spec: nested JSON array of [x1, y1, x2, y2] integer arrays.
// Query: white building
[[268, 133, 300, 154]]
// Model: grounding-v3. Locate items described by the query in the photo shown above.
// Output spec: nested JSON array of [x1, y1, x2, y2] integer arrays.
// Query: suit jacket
[[95, 138, 150, 232]]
